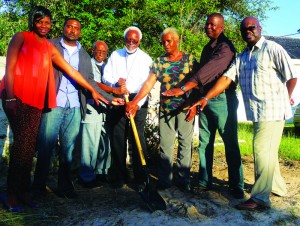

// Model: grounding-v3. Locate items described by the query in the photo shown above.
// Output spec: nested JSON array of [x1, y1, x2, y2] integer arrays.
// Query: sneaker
[[1, 193, 23, 212]]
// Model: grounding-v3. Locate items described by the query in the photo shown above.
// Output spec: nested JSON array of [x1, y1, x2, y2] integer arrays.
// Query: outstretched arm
[[190, 76, 233, 111], [51, 47, 110, 105], [162, 81, 198, 97]]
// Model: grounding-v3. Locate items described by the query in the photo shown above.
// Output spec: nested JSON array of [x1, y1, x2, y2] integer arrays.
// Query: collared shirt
[[224, 36, 297, 122], [102, 47, 152, 107], [190, 33, 236, 93], [56, 38, 80, 108], [91, 58, 104, 83], [83, 58, 107, 123]]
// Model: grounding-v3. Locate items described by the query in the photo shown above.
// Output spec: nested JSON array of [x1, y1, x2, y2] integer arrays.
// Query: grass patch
[[210, 123, 300, 160]]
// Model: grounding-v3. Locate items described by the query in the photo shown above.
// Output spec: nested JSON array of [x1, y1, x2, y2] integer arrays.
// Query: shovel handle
[[124, 95, 146, 166]]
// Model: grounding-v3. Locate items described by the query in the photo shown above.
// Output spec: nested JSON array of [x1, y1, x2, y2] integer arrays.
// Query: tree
[[0, 0, 277, 57]]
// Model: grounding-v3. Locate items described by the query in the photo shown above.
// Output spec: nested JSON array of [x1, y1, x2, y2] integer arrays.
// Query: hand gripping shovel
[[124, 95, 166, 212]]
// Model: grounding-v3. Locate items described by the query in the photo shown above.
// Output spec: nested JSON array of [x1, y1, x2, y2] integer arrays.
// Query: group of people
[[0, 5, 297, 214]]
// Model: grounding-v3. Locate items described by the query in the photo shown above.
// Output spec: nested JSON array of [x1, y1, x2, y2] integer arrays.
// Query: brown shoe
[[235, 198, 270, 211]]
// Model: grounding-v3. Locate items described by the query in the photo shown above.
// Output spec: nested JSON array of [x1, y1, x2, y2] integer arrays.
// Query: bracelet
[[201, 96, 209, 102], [5, 98, 16, 102]]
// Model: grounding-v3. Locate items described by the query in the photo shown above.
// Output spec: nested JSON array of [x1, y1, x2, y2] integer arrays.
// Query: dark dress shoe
[[229, 187, 245, 199], [96, 174, 108, 183], [110, 180, 125, 189], [156, 182, 171, 191], [192, 184, 210, 194], [235, 198, 270, 211], [57, 190, 78, 199], [176, 182, 191, 193], [78, 177, 98, 188], [135, 182, 146, 192]]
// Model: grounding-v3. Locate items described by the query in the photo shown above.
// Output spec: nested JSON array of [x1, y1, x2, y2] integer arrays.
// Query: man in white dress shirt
[[103, 26, 152, 190]]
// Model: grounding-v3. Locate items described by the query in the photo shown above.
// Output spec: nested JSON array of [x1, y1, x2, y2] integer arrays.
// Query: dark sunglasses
[[241, 25, 258, 32], [125, 38, 139, 45]]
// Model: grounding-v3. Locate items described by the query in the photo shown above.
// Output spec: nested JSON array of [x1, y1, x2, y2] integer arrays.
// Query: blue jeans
[[79, 117, 111, 182], [198, 90, 244, 190], [33, 101, 81, 193]]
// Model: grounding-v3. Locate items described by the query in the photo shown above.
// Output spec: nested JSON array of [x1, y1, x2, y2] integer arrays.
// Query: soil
[[0, 106, 300, 225]]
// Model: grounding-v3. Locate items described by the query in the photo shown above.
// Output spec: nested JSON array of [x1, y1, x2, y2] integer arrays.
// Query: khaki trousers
[[251, 121, 287, 207]]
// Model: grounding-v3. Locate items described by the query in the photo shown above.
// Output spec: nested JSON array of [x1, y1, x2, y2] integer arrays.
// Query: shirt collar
[[124, 47, 140, 56], [59, 38, 81, 50], [209, 32, 225, 48], [92, 57, 104, 66], [246, 36, 265, 51]]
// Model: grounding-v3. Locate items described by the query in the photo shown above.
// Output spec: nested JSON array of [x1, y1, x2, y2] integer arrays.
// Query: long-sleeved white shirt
[[103, 47, 152, 107]]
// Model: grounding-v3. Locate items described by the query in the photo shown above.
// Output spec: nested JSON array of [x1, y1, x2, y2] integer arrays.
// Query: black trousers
[[107, 104, 148, 184]]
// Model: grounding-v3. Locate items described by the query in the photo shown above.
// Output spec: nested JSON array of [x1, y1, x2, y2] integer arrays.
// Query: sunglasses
[[125, 38, 139, 45], [241, 25, 258, 32]]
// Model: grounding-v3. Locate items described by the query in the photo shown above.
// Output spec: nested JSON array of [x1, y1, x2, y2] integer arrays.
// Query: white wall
[[0, 56, 5, 79]]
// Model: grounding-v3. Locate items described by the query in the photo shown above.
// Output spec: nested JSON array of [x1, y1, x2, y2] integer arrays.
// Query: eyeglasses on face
[[125, 38, 139, 45], [241, 25, 258, 32]]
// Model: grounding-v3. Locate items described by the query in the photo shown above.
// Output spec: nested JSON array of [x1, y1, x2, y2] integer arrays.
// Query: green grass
[[234, 123, 300, 160]]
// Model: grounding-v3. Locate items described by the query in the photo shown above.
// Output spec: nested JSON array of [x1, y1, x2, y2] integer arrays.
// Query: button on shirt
[[56, 38, 80, 108], [224, 36, 297, 122], [102, 47, 152, 107]]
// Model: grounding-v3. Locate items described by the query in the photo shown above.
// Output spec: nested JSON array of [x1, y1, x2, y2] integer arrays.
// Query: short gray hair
[[124, 26, 142, 40], [160, 27, 180, 41]]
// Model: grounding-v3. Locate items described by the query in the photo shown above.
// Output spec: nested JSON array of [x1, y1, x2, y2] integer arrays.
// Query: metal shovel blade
[[139, 186, 167, 212]]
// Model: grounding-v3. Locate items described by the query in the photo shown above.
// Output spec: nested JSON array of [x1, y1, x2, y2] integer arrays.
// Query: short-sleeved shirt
[[151, 52, 196, 113], [225, 36, 297, 122]]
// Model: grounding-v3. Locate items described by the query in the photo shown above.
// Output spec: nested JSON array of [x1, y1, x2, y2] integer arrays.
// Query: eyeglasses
[[241, 25, 258, 32], [125, 38, 139, 45]]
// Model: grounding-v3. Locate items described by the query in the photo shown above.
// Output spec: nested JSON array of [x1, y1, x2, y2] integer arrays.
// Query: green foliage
[[0, 0, 276, 57], [236, 123, 300, 160]]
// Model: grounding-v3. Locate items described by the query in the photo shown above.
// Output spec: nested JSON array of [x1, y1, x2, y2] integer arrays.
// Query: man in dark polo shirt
[[162, 13, 244, 199]]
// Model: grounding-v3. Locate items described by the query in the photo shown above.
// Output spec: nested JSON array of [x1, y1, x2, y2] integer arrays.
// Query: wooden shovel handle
[[124, 95, 146, 166]]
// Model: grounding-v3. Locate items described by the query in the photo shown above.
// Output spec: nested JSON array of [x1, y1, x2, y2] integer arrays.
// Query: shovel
[[124, 95, 167, 212]]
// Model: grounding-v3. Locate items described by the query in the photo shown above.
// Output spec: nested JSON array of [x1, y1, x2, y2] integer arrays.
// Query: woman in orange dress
[[0, 6, 112, 212]]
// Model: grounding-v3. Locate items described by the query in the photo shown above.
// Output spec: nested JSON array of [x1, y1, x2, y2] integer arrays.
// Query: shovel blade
[[139, 188, 167, 212]]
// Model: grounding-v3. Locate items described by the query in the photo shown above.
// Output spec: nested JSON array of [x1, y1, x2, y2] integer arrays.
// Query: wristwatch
[[180, 86, 186, 92]]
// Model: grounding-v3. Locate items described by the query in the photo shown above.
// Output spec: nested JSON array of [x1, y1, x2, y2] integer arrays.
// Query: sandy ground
[[0, 103, 300, 226]]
